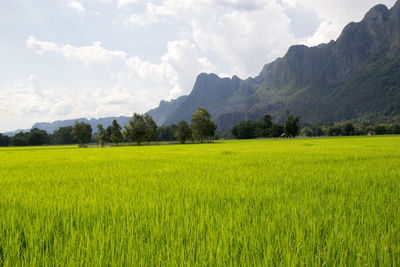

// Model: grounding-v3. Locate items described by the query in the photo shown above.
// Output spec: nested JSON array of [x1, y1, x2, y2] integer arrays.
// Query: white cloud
[[26, 36, 59, 54], [118, 0, 139, 8], [123, 3, 160, 27], [61, 42, 127, 65], [125, 0, 295, 77], [69, 1, 86, 14], [29, 74, 43, 97], [26, 36, 126, 66], [284, 0, 397, 46], [161, 40, 219, 97], [84, 0, 113, 3]]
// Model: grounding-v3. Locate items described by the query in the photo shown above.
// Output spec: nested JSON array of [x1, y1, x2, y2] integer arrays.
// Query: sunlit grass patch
[[0, 136, 400, 265]]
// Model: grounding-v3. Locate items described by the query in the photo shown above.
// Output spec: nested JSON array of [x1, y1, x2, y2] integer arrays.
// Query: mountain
[[151, 1, 400, 130], [3, 129, 31, 137], [33, 116, 131, 134], [147, 95, 189, 125]]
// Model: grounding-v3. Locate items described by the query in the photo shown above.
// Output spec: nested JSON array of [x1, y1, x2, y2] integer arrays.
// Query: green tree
[[391, 123, 400, 134], [231, 120, 255, 139], [261, 114, 273, 129], [342, 122, 355, 136], [11, 131, 29, 146], [144, 113, 157, 144], [175, 120, 192, 144], [110, 120, 123, 146], [124, 113, 146, 145], [327, 125, 341, 136], [71, 121, 92, 147], [157, 125, 177, 142], [0, 133, 10, 146], [270, 124, 284, 138], [284, 110, 301, 138], [191, 107, 217, 142], [28, 128, 49, 145], [375, 125, 387, 135], [300, 127, 313, 137], [97, 124, 108, 147], [51, 126, 76, 144]]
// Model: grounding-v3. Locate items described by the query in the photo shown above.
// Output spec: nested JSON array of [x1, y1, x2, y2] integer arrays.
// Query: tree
[[342, 122, 355, 136], [28, 128, 49, 146], [300, 127, 313, 137], [11, 131, 28, 146], [375, 125, 387, 135], [231, 120, 255, 139], [110, 120, 123, 146], [254, 114, 273, 138], [157, 125, 177, 142], [327, 125, 341, 136], [262, 114, 273, 129], [175, 121, 192, 144], [97, 124, 108, 147], [270, 124, 284, 138], [191, 107, 217, 142], [144, 113, 157, 144], [71, 121, 92, 147], [284, 110, 301, 137], [124, 113, 146, 145], [391, 123, 400, 134], [0, 133, 10, 146], [51, 126, 76, 144]]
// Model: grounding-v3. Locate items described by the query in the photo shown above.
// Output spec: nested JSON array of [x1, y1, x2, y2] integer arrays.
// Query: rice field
[[1, 136, 400, 266]]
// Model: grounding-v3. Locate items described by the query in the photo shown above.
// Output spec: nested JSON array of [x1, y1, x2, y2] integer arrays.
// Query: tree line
[[229, 112, 400, 139], [0, 107, 217, 147], [299, 122, 400, 137], [231, 111, 301, 139], [2, 109, 400, 147]]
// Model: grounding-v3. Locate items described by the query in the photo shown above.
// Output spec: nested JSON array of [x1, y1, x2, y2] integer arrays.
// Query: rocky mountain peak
[[364, 4, 389, 21]]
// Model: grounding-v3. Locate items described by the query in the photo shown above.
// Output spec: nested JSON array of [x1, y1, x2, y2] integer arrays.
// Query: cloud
[[26, 36, 126, 66], [117, 0, 139, 8], [22, 36, 216, 125], [124, 0, 295, 77], [214, 0, 266, 11], [69, 1, 86, 14], [123, 3, 160, 27], [283, 0, 397, 45], [61, 42, 127, 65], [26, 36, 59, 54], [29, 74, 43, 97]]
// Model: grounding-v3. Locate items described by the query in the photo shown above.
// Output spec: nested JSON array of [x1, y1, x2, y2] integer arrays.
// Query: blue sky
[[0, 0, 397, 132]]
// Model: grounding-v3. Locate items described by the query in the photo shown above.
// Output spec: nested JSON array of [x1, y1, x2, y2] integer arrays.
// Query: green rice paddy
[[1, 136, 400, 265]]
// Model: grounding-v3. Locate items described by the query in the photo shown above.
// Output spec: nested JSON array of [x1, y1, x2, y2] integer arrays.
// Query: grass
[[0, 136, 400, 266]]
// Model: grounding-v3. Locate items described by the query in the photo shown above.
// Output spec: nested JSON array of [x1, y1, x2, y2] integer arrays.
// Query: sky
[[0, 0, 397, 132]]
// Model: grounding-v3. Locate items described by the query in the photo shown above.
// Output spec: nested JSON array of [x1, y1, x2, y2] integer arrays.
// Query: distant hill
[[2, 117, 131, 136], [3, 128, 31, 137], [147, 95, 188, 125], [31, 116, 131, 134], [151, 1, 400, 130]]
